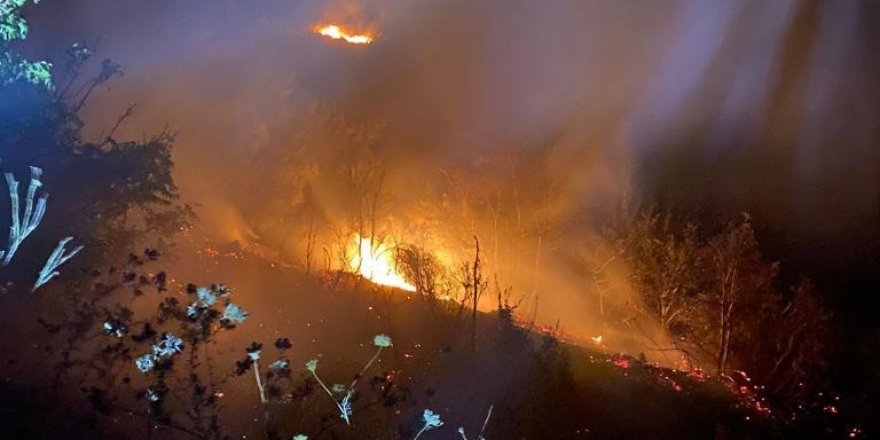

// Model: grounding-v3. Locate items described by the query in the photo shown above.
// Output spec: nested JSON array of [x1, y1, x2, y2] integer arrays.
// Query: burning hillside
[[1, 0, 878, 438]]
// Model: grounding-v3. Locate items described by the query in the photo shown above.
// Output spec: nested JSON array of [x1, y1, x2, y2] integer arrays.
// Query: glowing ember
[[348, 234, 415, 291], [312, 24, 375, 45], [613, 358, 631, 369]]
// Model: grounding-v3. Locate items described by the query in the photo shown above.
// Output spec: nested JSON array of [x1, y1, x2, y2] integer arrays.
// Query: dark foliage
[[1, 54, 191, 289]]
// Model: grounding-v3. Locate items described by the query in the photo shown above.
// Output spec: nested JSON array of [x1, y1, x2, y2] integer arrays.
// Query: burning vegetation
[[312, 23, 375, 45], [347, 234, 416, 291]]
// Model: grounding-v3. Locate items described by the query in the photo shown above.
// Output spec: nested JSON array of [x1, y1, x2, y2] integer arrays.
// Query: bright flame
[[312, 24, 375, 45], [348, 234, 416, 291], [591, 335, 604, 345]]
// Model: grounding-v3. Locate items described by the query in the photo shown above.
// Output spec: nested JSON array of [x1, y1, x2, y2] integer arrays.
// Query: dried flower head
[[145, 388, 161, 402], [269, 359, 289, 370], [373, 334, 393, 348], [196, 286, 217, 306], [305, 359, 318, 373], [221, 302, 248, 323], [152, 333, 183, 357], [135, 354, 157, 373], [423, 409, 444, 428]]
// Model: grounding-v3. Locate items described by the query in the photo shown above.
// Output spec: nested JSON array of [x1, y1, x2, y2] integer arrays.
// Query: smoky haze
[[23, 0, 880, 356]]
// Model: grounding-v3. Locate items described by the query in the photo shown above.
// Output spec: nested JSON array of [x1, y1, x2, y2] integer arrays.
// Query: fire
[[312, 24, 375, 45], [348, 234, 416, 291]]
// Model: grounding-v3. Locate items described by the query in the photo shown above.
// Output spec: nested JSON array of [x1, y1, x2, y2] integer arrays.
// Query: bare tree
[[747, 278, 830, 401], [452, 236, 488, 350], [396, 244, 443, 301], [627, 211, 703, 330], [341, 150, 387, 270], [470, 235, 484, 352], [299, 183, 322, 274], [704, 216, 778, 374]]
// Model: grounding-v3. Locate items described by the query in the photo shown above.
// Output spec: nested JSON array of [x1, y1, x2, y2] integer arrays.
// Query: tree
[[744, 278, 830, 402], [341, 150, 387, 269], [1, 42, 189, 290], [629, 211, 703, 332], [453, 236, 488, 333], [607, 206, 832, 408], [470, 235, 483, 352], [396, 243, 444, 301], [703, 216, 778, 375], [1, 0, 52, 89]]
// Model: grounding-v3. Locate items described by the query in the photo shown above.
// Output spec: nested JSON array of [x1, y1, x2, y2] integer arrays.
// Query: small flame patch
[[312, 24, 375, 45], [348, 234, 415, 291]]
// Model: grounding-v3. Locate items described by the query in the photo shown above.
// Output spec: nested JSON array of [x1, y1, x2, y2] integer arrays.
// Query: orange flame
[[348, 234, 415, 291], [312, 24, 375, 45]]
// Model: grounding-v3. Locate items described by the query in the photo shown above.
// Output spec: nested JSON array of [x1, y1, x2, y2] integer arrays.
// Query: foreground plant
[[457, 404, 493, 440], [0, 165, 83, 291], [125, 283, 249, 436], [232, 337, 293, 438], [306, 358, 353, 424], [351, 333, 392, 388], [33, 236, 83, 291], [134, 332, 184, 374], [247, 344, 267, 403], [2, 166, 47, 265], [305, 333, 393, 425], [413, 409, 444, 440], [237, 339, 291, 400]]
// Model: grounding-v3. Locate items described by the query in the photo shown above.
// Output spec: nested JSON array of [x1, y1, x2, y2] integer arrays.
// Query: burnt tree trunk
[[471, 235, 481, 353], [716, 267, 737, 375]]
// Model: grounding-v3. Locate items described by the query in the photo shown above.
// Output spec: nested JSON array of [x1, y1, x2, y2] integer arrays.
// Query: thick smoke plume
[[25, 0, 880, 361]]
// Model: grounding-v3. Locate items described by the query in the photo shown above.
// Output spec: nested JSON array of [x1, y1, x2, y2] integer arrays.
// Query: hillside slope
[[1, 247, 784, 439]]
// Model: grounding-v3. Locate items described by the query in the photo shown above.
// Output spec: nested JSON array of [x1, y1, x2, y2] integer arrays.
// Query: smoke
[[23, 0, 880, 359]]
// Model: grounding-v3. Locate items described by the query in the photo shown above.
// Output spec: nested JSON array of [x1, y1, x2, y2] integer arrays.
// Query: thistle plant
[[2, 166, 48, 265], [37, 253, 230, 438], [232, 338, 293, 438], [172, 283, 249, 436], [305, 358, 354, 425], [350, 333, 392, 389], [185, 283, 248, 329], [247, 344, 266, 404], [33, 236, 83, 291], [305, 333, 393, 425], [413, 409, 444, 440], [127, 282, 248, 436], [133, 332, 184, 374], [236, 338, 293, 405], [221, 302, 248, 323]]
